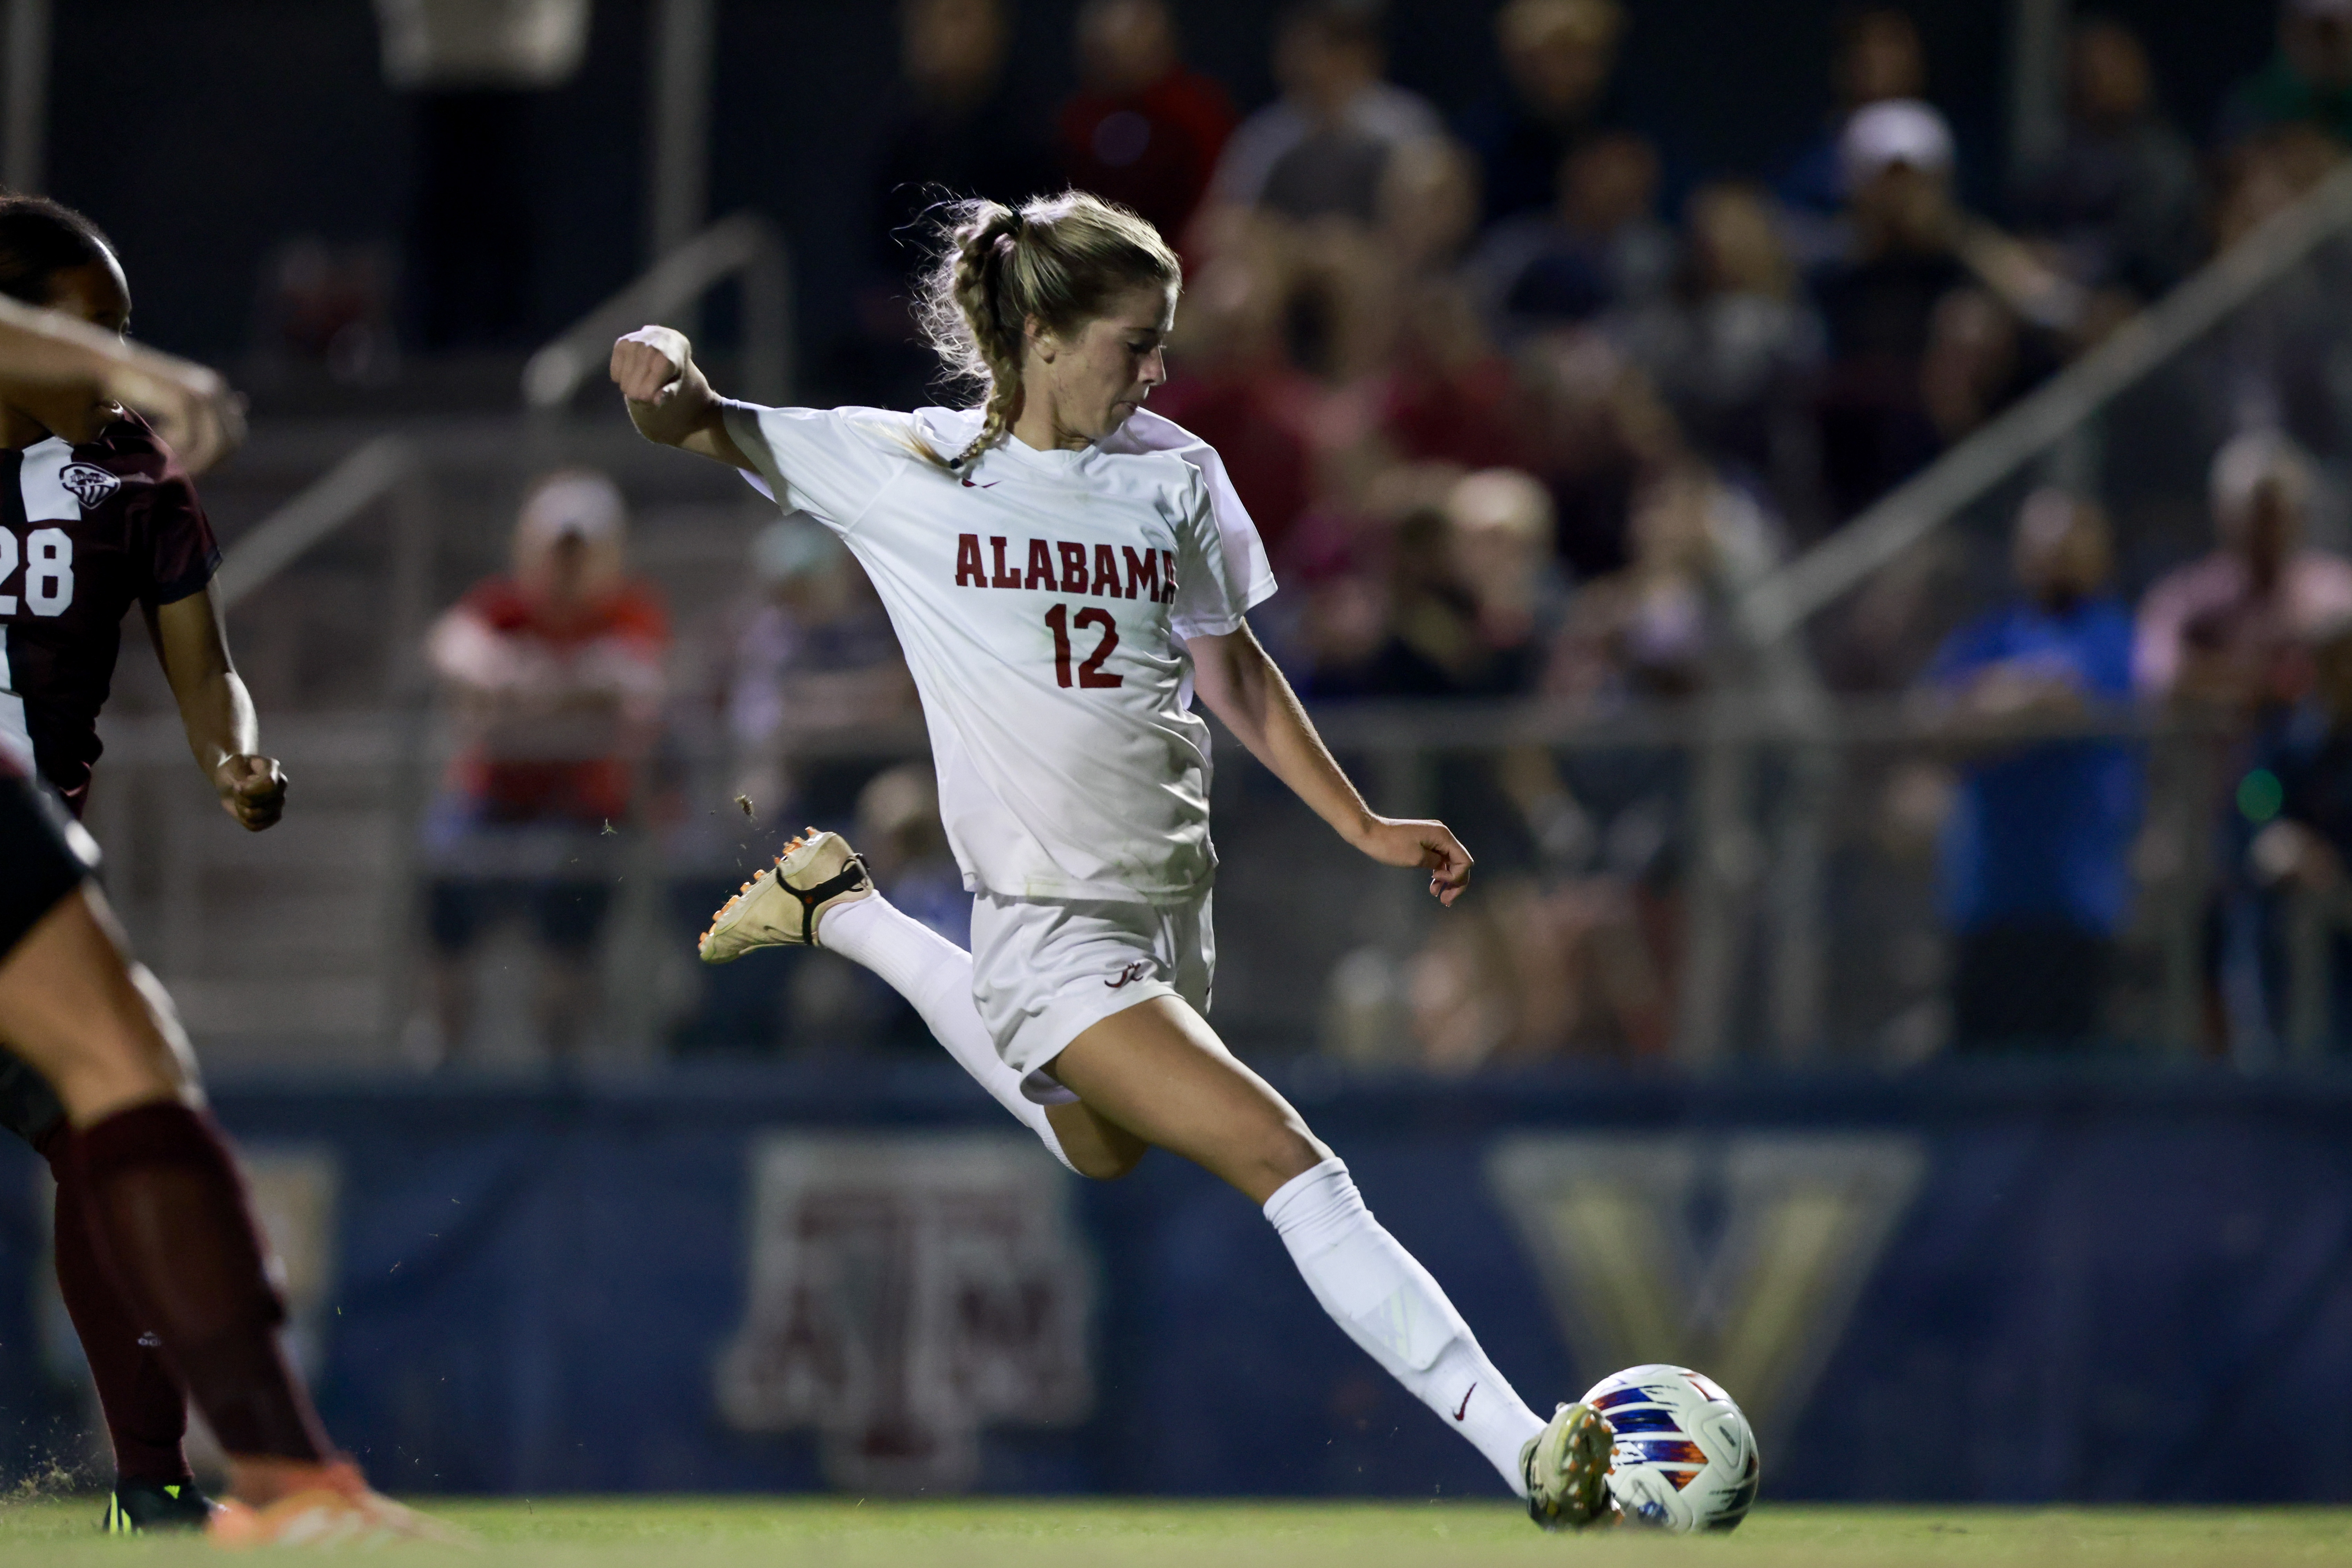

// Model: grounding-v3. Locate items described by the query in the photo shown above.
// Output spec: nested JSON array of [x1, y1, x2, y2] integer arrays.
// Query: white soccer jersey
[[723, 402, 1276, 903]]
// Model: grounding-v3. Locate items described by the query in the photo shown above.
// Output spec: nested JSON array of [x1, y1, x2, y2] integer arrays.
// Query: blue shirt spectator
[[1924, 491, 2144, 1049], [1929, 596, 2140, 935]]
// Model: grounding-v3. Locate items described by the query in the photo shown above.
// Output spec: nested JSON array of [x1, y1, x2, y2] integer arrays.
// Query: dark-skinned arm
[[144, 587, 285, 831], [1184, 620, 1472, 906], [0, 296, 244, 473]]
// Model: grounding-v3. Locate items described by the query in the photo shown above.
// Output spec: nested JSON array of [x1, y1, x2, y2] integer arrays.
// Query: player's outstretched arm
[[611, 325, 754, 470], [146, 588, 286, 831], [1187, 622, 1472, 906], [0, 295, 244, 473]]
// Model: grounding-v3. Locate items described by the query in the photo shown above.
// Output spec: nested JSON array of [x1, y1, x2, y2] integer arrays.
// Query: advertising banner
[[3, 1067, 2350, 1502]]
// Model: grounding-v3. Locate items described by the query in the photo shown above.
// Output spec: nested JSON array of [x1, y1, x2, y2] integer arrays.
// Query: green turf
[[2, 1496, 2350, 1563]]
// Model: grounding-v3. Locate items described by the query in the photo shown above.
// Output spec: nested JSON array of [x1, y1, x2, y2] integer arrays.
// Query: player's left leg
[[1049, 996, 1608, 1524], [702, 832, 1144, 1178]]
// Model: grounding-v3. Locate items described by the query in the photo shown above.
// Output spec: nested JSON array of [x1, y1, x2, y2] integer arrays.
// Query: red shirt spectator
[[427, 471, 668, 827], [1056, 0, 1236, 247]]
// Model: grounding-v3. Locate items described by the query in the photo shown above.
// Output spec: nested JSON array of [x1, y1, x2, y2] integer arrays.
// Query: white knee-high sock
[[818, 894, 1076, 1173], [1265, 1157, 1544, 1495]]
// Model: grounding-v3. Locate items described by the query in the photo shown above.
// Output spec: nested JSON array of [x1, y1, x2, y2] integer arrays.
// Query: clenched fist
[[610, 326, 691, 405]]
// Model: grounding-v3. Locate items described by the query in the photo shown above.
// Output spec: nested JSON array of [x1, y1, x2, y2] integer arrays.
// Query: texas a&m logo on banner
[[714, 1134, 1094, 1492]]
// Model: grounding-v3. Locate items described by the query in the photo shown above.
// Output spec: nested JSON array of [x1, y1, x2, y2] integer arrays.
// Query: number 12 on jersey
[[1045, 604, 1124, 689]]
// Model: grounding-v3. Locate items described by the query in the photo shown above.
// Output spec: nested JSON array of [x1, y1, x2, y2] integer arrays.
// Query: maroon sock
[[69, 1103, 330, 1463], [39, 1132, 194, 1487]]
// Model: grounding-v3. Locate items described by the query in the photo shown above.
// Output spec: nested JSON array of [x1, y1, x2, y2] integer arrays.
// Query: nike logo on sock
[[960, 476, 998, 488], [1453, 1384, 1476, 1421]]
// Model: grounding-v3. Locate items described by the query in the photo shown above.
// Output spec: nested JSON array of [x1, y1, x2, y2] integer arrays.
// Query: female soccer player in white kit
[[612, 191, 1613, 1529]]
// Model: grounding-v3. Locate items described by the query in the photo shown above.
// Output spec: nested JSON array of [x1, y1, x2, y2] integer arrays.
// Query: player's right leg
[[0, 775, 449, 1544], [1047, 995, 1615, 1530], [0, 1049, 209, 1532]]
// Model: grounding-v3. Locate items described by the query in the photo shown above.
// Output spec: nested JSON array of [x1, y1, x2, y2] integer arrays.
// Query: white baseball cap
[[1839, 99, 1955, 193], [517, 469, 627, 547]]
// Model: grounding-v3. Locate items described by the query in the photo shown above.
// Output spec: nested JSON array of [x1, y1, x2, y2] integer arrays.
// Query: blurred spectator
[[725, 517, 917, 826], [1298, 480, 1543, 701], [1407, 872, 1672, 1068], [372, 0, 590, 347], [1808, 100, 1973, 519], [858, 763, 969, 945], [1447, 468, 1564, 655], [2214, 122, 2348, 252], [1545, 461, 1781, 706], [2013, 18, 2204, 300], [1613, 182, 1826, 518], [1206, 0, 1442, 225], [2241, 613, 2352, 1048], [1923, 491, 2141, 1051], [419, 471, 669, 1067], [2219, 0, 2352, 152], [253, 237, 400, 386], [1468, 130, 1674, 342], [2135, 432, 2352, 713], [1353, 139, 1535, 471], [1457, 0, 1629, 227], [1778, 8, 1929, 260], [873, 0, 1055, 230], [844, 0, 1057, 404], [1154, 240, 1322, 558], [1917, 284, 2028, 446], [1811, 99, 2089, 520], [1514, 330, 1681, 577], [1055, 0, 1236, 249]]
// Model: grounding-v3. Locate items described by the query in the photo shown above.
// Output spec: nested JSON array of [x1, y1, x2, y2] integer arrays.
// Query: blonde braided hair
[[914, 190, 1181, 470]]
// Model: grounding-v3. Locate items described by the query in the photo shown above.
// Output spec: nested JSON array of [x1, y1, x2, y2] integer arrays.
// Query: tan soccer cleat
[[699, 828, 875, 962], [206, 1458, 465, 1548], [1522, 1401, 1619, 1531]]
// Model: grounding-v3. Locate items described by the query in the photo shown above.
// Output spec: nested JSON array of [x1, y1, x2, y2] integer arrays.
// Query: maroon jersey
[[0, 413, 220, 816]]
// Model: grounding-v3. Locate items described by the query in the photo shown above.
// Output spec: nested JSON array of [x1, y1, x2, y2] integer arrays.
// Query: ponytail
[[914, 190, 1180, 470]]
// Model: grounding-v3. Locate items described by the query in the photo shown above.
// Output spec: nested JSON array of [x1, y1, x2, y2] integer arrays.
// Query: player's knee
[[1243, 1118, 1330, 1194], [1049, 1105, 1148, 1181], [1066, 1140, 1146, 1181]]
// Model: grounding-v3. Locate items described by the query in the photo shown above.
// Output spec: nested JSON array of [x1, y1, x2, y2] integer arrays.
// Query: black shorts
[[0, 769, 96, 1151]]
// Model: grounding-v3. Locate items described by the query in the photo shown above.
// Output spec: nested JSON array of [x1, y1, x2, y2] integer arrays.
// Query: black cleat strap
[[791, 853, 871, 945]]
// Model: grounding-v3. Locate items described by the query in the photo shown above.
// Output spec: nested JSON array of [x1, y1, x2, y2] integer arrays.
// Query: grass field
[[2, 1498, 2351, 1565]]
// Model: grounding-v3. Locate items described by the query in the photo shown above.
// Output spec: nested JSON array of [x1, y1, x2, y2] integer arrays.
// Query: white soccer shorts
[[970, 888, 1215, 1084]]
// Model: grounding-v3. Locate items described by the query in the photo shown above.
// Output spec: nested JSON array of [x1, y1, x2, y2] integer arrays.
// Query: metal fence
[[87, 690, 2286, 1079]]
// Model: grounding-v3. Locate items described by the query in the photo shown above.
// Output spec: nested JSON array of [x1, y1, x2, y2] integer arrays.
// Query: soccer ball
[[1581, 1364, 1760, 1532]]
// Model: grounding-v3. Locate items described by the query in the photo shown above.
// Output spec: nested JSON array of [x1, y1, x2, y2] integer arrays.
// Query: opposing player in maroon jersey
[[0, 194, 283, 1533], [0, 754, 447, 1544]]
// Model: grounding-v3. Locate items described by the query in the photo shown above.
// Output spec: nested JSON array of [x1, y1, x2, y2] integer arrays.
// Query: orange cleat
[[207, 1457, 466, 1548]]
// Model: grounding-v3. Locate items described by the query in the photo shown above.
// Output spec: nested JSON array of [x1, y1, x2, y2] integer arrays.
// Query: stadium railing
[[88, 694, 2282, 1077], [521, 210, 794, 416]]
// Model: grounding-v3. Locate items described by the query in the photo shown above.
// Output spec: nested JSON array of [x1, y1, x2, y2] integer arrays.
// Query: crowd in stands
[[419, 0, 2352, 1071]]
